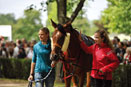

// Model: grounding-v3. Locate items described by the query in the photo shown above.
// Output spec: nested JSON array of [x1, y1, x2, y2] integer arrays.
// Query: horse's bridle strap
[[53, 43, 62, 48]]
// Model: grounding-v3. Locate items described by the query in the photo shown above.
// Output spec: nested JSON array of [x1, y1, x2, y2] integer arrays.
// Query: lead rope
[[28, 68, 53, 87], [64, 48, 82, 80]]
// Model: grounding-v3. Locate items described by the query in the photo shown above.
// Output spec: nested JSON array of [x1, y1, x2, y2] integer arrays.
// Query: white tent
[[91, 33, 131, 41], [109, 33, 131, 41], [0, 25, 12, 41]]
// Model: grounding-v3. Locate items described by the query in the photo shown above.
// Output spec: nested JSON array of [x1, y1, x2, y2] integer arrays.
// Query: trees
[[0, 0, 92, 41], [101, 0, 131, 34], [13, 10, 43, 40], [0, 10, 43, 41], [0, 14, 16, 25], [46, 0, 93, 35], [45, 0, 87, 23], [55, 0, 87, 24]]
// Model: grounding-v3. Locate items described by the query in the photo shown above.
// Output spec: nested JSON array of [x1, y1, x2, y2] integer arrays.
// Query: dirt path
[[0, 78, 29, 87], [0, 83, 27, 87], [0, 78, 65, 87]]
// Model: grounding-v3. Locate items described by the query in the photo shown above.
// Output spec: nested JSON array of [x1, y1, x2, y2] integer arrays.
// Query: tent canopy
[[0, 25, 12, 41]]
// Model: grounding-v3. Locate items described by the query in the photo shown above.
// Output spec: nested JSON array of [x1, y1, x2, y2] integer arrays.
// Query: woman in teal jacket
[[28, 27, 55, 87]]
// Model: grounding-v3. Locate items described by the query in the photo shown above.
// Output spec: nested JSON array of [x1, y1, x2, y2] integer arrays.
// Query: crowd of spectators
[[0, 36, 131, 64], [112, 36, 131, 65], [0, 38, 36, 59]]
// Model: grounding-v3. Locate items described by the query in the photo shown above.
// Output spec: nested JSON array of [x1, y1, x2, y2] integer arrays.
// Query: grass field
[[0, 78, 65, 87]]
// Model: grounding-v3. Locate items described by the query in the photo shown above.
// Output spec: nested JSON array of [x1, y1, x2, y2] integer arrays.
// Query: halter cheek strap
[[53, 43, 62, 49], [51, 33, 70, 52]]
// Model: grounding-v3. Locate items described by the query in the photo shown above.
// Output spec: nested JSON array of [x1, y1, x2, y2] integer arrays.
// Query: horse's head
[[50, 20, 72, 62]]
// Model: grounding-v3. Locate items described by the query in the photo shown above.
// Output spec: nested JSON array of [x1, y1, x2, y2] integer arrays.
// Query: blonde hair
[[95, 29, 113, 50], [126, 47, 131, 54]]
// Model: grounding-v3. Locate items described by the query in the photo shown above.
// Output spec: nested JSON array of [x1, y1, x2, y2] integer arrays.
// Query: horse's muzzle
[[50, 54, 59, 61]]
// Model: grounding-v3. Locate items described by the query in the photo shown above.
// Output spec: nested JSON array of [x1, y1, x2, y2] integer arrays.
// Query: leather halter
[[51, 33, 70, 52], [53, 43, 62, 49]]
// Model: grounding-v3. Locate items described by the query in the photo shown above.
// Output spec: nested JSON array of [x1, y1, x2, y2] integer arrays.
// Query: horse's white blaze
[[61, 33, 70, 52], [51, 38, 54, 50], [51, 33, 70, 52]]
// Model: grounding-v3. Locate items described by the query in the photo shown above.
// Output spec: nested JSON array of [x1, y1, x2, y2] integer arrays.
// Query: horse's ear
[[63, 21, 71, 28], [51, 19, 57, 28]]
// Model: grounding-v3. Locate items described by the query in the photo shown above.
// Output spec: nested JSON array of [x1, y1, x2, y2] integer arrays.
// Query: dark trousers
[[91, 77, 112, 87]]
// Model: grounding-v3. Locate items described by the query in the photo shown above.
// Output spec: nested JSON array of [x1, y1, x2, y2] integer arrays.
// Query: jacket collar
[[96, 42, 107, 48]]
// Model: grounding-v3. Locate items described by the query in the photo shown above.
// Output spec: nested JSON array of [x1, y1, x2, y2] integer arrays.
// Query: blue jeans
[[34, 69, 55, 87]]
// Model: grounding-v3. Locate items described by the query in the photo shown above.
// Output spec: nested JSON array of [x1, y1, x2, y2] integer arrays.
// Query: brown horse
[[50, 20, 94, 87]]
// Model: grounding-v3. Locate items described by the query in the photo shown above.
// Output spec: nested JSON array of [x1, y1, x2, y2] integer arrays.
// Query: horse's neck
[[67, 29, 80, 58]]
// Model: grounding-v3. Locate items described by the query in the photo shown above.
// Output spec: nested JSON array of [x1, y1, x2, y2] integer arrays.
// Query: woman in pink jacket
[[79, 29, 120, 87]]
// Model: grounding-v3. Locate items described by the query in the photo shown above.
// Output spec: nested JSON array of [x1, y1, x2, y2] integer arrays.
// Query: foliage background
[[0, 0, 130, 41], [101, 0, 131, 35]]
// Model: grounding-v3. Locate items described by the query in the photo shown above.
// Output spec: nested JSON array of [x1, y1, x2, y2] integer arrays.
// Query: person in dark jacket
[[17, 47, 26, 58], [79, 29, 120, 87], [115, 42, 126, 62]]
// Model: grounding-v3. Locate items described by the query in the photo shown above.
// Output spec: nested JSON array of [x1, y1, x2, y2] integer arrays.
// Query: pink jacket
[[80, 41, 120, 80]]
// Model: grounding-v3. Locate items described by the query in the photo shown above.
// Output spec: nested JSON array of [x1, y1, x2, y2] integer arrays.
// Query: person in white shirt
[[13, 43, 19, 58], [27, 46, 33, 59]]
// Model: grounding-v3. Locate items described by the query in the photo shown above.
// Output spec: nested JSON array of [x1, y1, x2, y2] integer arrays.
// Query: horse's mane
[[57, 24, 66, 36], [56, 23, 94, 47]]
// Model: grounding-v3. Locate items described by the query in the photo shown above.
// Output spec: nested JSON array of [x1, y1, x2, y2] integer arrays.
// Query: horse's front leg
[[72, 75, 78, 87], [78, 72, 86, 87], [86, 72, 91, 87], [64, 72, 71, 87]]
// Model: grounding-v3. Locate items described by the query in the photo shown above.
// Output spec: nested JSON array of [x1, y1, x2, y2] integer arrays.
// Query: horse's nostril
[[50, 54, 59, 61], [54, 54, 59, 61], [50, 54, 53, 60], [54, 54, 57, 58]]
